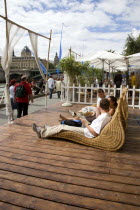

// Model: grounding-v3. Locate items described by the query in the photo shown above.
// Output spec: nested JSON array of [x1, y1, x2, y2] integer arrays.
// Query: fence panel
[[61, 84, 140, 109]]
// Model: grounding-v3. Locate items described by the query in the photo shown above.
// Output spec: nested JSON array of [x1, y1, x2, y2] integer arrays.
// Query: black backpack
[[61, 120, 82, 127], [15, 84, 27, 98]]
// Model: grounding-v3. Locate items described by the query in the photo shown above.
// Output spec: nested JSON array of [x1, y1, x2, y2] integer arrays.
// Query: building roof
[[22, 46, 31, 53]]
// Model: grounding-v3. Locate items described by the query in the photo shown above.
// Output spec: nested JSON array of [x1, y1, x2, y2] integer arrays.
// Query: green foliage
[[60, 56, 103, 85], [123, 34, 140, 56], [60, 56, 83, 84], [49, 62, 55, 69]]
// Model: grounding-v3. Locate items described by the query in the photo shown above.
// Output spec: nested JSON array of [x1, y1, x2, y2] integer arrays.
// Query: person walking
[[9, 79, 17, 121], [15, 75, 33, 118], [48, 75, 55, 99], [55, 78, 62, 99], [114, 71, 122, 97]]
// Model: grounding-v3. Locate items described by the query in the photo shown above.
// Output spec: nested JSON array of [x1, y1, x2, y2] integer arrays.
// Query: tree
[[123, 34, 140, 56], [60, 56, 103, 86], [49, 62, 55, 69], [60, 56, 83, 84]]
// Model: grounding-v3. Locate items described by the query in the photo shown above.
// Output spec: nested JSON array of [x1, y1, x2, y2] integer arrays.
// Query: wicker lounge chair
[[52, 89, 128, 151]]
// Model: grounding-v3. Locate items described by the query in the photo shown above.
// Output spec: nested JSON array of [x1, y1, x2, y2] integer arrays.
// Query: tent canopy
[[77, 50, 126, 69]]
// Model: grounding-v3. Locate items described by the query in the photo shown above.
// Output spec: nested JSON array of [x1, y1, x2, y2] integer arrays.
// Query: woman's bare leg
[[59, 114, 80, 121]]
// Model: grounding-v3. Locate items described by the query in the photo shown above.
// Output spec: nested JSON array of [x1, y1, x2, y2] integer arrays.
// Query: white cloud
[[131, 28, 140, 38], [97, 0, 128, 15], [0, 0, 140, 61]]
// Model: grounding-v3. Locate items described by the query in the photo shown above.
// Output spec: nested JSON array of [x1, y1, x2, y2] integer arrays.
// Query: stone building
[[11, 46, 47, 70], [0, 47, 61, 81]]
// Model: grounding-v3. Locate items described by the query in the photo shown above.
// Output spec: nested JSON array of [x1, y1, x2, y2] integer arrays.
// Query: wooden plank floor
[[0, 102, 140, 209]]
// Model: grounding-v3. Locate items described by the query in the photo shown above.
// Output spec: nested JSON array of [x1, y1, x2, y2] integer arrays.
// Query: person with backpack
[[14, 75, 34, 118]]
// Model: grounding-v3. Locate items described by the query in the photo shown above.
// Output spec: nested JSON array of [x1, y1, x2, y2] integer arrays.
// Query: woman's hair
[[108, 96, 118, 107], [97, 88, 104, 94], [9, 79, 16, 86]]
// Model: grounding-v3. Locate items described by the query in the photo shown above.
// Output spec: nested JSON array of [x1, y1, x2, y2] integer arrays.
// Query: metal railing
[[0, 85, 5, 104], [61, 83, 140, 109]]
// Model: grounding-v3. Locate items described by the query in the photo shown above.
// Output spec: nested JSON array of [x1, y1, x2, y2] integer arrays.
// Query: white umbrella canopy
[[116, 66, 128, 71], [88, 51, 126, 79], [127, 53, 140, 66], [92, 59, 127, 70], [77, 50, 126, 69], [78, 50, 125, 61], [89, 50, 125, 65], [127, 52, 140, 58]]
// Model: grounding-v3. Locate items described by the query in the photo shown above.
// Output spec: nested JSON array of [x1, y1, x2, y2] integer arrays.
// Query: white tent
[[78, 50, 126, 79], [116, 66, 128, 71], [126, 53, 140, 67]]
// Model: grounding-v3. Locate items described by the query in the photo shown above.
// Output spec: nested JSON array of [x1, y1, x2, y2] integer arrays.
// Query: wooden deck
[[0, 102, 140, 209]]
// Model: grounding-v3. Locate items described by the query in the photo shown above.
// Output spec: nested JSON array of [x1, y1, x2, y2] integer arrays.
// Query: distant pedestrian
[[129, 72, 137, 88], [61, 77, 65, 98], [95, 78, 99, 87], [114, 71, 122, 88], [35, 79, 45, 94], [38, 79, 45, 93], [15, 75, 33, 118], [31, 79, 40, 95], [99, 80, 103, 87], [9, 79, 17, 121], [55, 78, 62, 98], [48, 75, 55, 99], [114, 71, 122, 97]]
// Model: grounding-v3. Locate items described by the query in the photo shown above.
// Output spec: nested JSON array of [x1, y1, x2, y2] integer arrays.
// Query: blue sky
[[0, 0, 140, 60]]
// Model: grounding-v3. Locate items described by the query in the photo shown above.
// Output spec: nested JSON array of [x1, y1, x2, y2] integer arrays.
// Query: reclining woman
[[59, 95, 117, 127], [32, 98, 112, 139], [69, 88, 106, 118]]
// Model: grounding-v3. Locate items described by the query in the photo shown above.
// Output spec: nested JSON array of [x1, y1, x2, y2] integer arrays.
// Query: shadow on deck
[[0, 102, 140, 209]]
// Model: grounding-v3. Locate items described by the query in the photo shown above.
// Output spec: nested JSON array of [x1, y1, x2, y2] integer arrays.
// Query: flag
[[39, 61, 50, 76], [56, 28, 63, 74], [56, 23, 68, 74], [59, 32, 62, 60], [31, 51, 50, 76]]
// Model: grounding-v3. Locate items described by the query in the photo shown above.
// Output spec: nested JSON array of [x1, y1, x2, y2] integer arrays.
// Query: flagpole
[[45, 29, 52, 108]]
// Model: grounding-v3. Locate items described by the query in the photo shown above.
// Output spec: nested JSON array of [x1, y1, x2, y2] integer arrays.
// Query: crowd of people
[[9, 75, 64, 121], [94, 71, 137, 89], [8, 69, 137, 143], [8, 71, 137, 125]]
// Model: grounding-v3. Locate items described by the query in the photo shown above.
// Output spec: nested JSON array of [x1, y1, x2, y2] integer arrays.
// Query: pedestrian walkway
[[0, 93, 61, 125], [0, 103, 140, 209]]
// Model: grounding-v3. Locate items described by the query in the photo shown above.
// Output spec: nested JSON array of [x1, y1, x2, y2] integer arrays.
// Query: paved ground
[[0, 93, 61, 125]]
